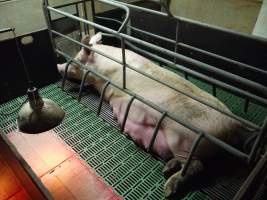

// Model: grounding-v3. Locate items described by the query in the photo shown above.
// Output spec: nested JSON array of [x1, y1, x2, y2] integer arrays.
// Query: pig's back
[[93, 45, 239, 159]]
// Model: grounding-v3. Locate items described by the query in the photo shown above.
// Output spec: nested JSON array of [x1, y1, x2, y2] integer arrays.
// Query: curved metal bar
[[57, 50, 249, 161], [147, 112, 167, 153], [61, 60, 73, 90], [78, 69, 91, 102], [98, 0, 130, 33], [120, 96, 135, 133], [97, 81, 111, 115], [181, 133, 204, 176]]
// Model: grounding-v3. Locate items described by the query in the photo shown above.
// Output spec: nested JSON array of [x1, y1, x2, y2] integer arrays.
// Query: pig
[[57, 33, 253, 198]]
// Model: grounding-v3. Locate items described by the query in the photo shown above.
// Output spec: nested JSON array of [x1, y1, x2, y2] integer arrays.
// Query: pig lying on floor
[[57, 33, 251, 198]]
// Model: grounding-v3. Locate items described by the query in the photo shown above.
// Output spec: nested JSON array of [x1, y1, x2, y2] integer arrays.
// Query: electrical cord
[[0, 27, 31, 116]]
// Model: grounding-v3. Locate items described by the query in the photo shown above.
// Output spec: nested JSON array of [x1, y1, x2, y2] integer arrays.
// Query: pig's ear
[[89, 32, 102, 45], [81, 35, 92, 55]]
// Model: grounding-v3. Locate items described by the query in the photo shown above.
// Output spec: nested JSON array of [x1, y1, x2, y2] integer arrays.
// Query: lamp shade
[[17, 88, 65, 134]]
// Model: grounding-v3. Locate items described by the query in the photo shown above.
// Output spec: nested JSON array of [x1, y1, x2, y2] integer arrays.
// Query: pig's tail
[[0, 98, 27, 116]]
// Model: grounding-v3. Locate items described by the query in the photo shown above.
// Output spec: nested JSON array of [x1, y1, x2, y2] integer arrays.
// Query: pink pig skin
[[58, 33, 246, 161]]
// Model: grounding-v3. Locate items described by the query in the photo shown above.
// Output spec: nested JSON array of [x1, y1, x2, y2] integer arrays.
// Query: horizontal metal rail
[[177, 43, 267, 76], [51, 30, 261, 131], [47, 6, 267, 106], [56, 49, 249, 161], [111, 0, 267, 43], [96, 16, 267, 84], [53, 0, 90, 9]]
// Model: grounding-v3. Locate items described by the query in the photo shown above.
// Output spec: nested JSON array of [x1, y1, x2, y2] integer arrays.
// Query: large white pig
[[57, 33, 252, 198]]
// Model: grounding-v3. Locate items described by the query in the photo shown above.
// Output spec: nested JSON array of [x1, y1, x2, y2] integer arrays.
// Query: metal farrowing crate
[[42, 0, 267, 199]]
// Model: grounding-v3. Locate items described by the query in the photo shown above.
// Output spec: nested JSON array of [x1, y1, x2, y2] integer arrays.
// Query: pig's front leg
[[164, 157, 203, 198]]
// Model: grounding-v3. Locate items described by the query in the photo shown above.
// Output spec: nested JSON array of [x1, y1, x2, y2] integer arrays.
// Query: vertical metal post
[[82, 0, 89, 35], [75, 4, 82, 40], [121, 38, 127, 89], [181, 133, 204, 176], [97, 81, 110, 115], [91, 0, 96, 33], [42, 0, 56, 51], [174, 21, 179, 65]]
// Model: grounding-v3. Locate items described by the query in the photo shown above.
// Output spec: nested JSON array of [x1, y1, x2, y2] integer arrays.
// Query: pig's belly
[[111, 100, 173, 161]]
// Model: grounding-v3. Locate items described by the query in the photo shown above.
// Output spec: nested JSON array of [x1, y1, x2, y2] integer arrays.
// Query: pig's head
[[57, 33, 102, 80]]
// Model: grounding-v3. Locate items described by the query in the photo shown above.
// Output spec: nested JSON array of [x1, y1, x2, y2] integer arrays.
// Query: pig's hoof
[[164, 171, 185, 198], [164, 160, 204, 198], [163, 158, 182, 178]]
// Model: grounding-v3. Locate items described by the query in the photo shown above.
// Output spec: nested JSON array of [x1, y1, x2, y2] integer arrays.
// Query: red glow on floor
[[7, 131, 122, 200]]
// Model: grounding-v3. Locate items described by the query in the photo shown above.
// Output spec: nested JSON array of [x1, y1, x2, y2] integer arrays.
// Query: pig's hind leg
[[164, 158, 203, 198]]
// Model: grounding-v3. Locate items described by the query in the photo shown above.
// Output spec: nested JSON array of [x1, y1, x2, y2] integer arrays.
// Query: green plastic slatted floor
[[0, 76, 267, 200]]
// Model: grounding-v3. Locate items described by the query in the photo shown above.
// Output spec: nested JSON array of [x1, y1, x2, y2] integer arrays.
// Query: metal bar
[[91, 0, 96, 25], [121, 38, 126, 88], [112, 0, 267, 44], [61, 60, 73, 90], [124, 40, 263, 130], [96, 15, 267, 77], [57, 49, 249, 161], [75, 4, 82, 39], [95, 16, 175, 44], [47, 6, 267, 100], [78, 69, 91, 101], [120, 96, 135, 132], [0, 27, 14, 34], [97, 81, 110, 115], [249, 118, 267, 164], [112, 0, 169, 18], [234, 150, 267, 200], [82, 0, 89, 34], [53, 0, 90, 9], [174, 21, 179, 64], [147, 112, 167, 153], [178, 43, 267, 77], [181, 134, 204, 176], [42, 0, 56, 52], [51, 30, 261, 131], [97, 0, 130, 33]]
